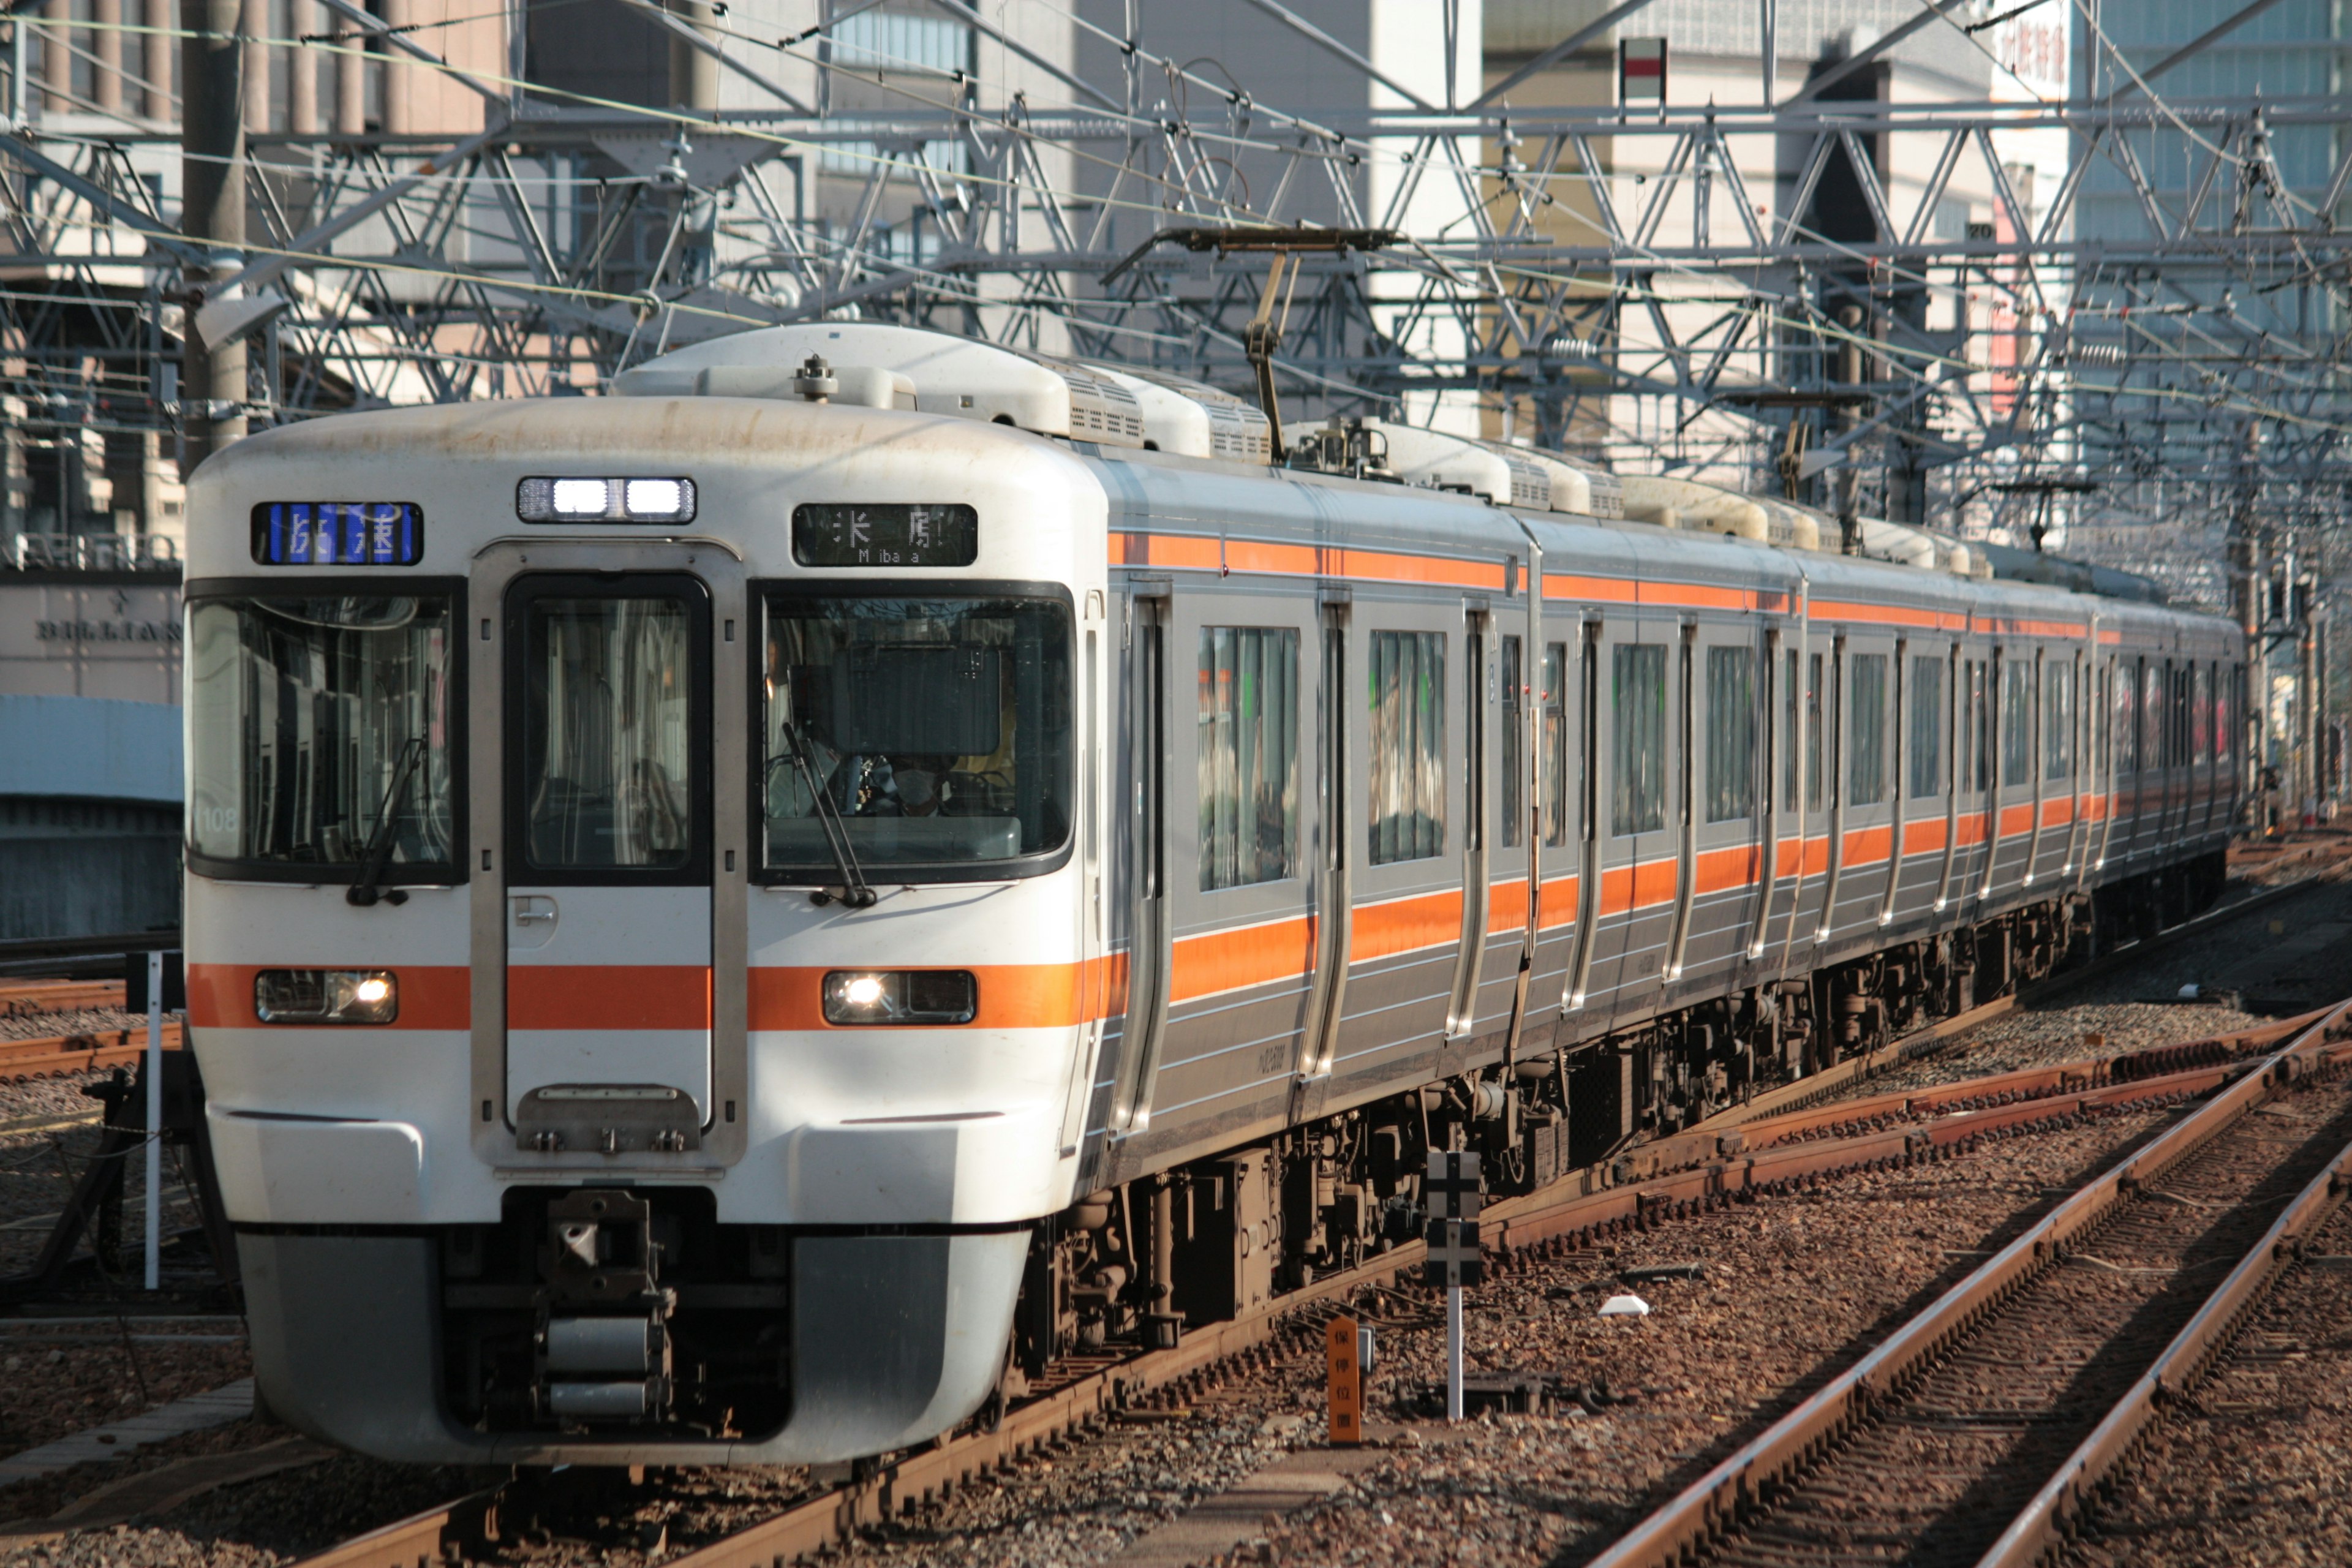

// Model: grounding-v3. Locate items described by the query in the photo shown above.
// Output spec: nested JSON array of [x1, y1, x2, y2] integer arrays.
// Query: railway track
[[1587, 995, 2352, 1568], [283, 1006, 2320, 1568]]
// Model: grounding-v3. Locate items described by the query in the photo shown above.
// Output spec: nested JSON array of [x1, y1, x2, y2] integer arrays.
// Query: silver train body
[[180, 325, 2243, 1464]]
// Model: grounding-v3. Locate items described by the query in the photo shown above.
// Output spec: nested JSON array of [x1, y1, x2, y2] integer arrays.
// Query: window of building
[[1910, 655, 1943, 797], [1705, 646, 1756, 822], [1369, 630, 1445, 864], [1197, 627, 1300, 891], [1848, 653, 1887, 805], [1611, 643, 1667, 835], [2002, 658, 2035, 785], [2045, 661, 2074, 780]]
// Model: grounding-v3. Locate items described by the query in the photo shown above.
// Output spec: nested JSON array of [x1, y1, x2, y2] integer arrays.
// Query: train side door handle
[[511, 895, 558, 927]]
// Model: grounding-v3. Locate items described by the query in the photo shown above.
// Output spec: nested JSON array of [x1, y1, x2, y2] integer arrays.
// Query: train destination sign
[[251, 502, 424, 566], [792, 502, 979, 567]]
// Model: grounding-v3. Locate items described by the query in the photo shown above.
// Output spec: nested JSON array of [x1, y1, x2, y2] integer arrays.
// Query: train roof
[[186, 382, 2236, 649]]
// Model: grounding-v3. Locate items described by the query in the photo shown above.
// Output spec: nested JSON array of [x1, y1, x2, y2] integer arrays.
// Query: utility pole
[[180, 0, 246, 475]]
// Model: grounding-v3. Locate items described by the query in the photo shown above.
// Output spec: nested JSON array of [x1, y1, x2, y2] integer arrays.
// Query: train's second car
[[181, 322, 2244, 1466]]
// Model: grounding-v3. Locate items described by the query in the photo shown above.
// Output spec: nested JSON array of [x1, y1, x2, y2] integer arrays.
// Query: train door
[[1146, 586, 1324, 1134], [1741, 624, 1784, 965], [1444, 609, 1498, 1039], [497, 569, 719, 1150], [1776, 639, 1831, 954], [1332, 597, 1469, 1090], [1109, 590, 1169, 1133], [1588, 615, 1676, 1022], [1678, 620, 1764, 989]]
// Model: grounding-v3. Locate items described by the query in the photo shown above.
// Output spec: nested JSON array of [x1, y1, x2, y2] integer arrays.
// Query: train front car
[[183, 393, 1107, 1463]]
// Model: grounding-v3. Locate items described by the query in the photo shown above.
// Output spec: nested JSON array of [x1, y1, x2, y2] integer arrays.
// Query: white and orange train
[[180, 322, 2241, 1464]]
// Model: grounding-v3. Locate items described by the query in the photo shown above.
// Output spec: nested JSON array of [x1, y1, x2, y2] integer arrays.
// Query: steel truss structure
[[0, 6, 2349, 613]]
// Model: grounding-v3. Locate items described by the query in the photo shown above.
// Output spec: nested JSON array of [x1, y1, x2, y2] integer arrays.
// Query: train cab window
[[1611, 643, 1667, 835], [1542, 643, 1570, 845], [1848, 654, 1888, 805], [186, 594, 457, 878], [2045, 662, 2074, 780], [1368, 630, 1446, 864], [1704, 646, 1755, 823], [761, 592, 1071, 876], [1197, 626, 1300, 891], [1909, 655, 1943, 797], [2002, 660, 2035, 785]]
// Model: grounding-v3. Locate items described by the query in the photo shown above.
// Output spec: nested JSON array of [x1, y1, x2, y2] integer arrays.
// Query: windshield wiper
[[347, 737, 425, 908], [782, 728, 878, 908]]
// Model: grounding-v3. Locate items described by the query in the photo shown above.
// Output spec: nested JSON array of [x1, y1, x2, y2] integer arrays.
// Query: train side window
[[1704, 645, 1756, 823], [1611, 643, 1667, 835], [1368, 630, 1446, 865], [2142, 660, 2162, 771], [1909, 654, 1943, 797], [2044, 660, 2074, 780], [1542, 643, 1569, 845], [2126, 658, 2145, 775], [2002, 658, 2035, 786], [1782, 650, 1799, 811], [1804, 652, 1825, 810], [1196, 626, 1300, 891], [1501, 636, 1523, 849], [1847, 653, 1887, 805], [2182, 658, 2201, 761]]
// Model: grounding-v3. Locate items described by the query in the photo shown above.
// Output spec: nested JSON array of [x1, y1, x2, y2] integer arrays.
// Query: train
[[180, 320, 2244, 1464]]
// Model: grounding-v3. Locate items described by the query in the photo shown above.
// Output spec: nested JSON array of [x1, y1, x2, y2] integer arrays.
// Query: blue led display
[[251, 502, 424, 566]]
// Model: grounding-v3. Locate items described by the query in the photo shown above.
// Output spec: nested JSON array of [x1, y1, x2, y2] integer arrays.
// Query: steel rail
[[1582, 993, 2352, 1568], [1974, 1128, 2352, 1566], [0, 1025, 185, 1084]]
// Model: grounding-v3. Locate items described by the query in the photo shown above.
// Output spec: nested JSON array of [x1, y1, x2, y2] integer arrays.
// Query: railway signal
[[1424, 1150, 1484, 1422]]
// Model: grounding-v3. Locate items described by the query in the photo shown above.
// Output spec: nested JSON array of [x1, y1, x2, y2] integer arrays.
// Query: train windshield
[[186, 595, 456, 876], [761, 593, 1071, 875]]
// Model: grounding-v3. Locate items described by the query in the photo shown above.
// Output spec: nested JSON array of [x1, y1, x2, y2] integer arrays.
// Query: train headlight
[[821, 970, 977, 1027], [253, 968, 400, 1025], [516, 476, 698, 525]]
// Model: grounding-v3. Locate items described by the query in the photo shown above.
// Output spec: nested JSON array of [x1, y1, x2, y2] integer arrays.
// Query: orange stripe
[[1811, 600, 1969, 631], [1171, 916, 1315, 1003], [1841, 824, 1893, 867], [186, 962, 471, 1030], [748, 963, 1106, 1030], [1542, 573, 1638, 603], [1694, 843, 1763, 894], [1349, 889, 1463, 962], [1999, 803, 2035, 836], [2041, 798, 2075, 828], [1538, 873, 1580, 929], [511, 965, 712, 1031], [1114, 532, 1506, 591], [1903, 818, 1947, 856], [1773, 834, 1832, 878], [1488, 876, 1528, 935]]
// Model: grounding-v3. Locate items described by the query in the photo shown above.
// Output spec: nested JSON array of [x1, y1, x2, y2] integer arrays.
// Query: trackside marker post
[[1327, 1313, 1362, 1446], [1423, 1150, 1483, 1423]]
